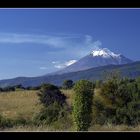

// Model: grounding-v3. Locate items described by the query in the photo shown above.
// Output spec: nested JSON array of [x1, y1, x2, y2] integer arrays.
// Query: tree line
[[0, 80, 74, 92]]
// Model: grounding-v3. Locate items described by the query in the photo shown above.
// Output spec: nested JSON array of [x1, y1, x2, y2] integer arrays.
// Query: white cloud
[[54, 59, 77, 69], [52, 61, 60, 64], [65, 60, 77, 66], [0, 33, 78, 48], [0, 33, 102, 49], [39, 67, 47, 70], [0, 32, 102, 58], [54, 65, 64, 69]]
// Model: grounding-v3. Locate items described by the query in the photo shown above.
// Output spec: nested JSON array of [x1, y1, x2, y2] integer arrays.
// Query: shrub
[[34, 83, 67, 125], [136, 77, 140, 91], [73, 80, 94, 131], [0, 115, 14, 128], [2, 86, 15, 92], [37, 83, 66, 106], [93, 78, 140, 126], [25, 86, 41, 90], [63, 80, 74, 89], [0, 88, 3, 92], [33, 101, 68, 125], [14, 84, 25, 89]]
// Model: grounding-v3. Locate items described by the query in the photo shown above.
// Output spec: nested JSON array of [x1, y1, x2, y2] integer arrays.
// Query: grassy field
[[0, 89, 74, 131], [0, 90, 43, 120], [0, 89, 140, 131]]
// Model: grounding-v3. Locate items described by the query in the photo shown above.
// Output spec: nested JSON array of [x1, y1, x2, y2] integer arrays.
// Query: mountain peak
[[91, 48, 121, 58], [49, 47, 133, 75]]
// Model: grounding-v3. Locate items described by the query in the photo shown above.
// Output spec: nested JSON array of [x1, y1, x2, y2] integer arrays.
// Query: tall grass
[[61, 89, 73, 107], [0, 90, 42, 120]]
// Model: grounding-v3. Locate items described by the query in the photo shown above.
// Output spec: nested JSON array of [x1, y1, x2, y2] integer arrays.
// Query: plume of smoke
[[85, 35, 102, 50]]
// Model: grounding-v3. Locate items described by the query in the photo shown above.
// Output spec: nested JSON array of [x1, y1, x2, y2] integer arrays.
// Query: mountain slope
[[0, 61, 140, 87], [53, 48, 133, 74]]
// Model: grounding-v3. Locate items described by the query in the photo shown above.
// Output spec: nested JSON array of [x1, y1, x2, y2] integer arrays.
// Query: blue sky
[[0, 8, 140, 80]]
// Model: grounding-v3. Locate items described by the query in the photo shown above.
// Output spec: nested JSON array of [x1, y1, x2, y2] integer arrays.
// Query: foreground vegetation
[[0, 75, 140, 131], [0, 89, 140, 131]]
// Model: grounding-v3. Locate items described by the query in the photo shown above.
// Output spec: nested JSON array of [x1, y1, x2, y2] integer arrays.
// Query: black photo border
[[0, 0, 140, 139]]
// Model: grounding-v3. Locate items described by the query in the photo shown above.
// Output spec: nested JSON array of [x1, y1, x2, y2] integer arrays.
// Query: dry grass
[[89, 124, 140, 131], [0, 89, 73, 121], [3, 125, 51, 131], [61, 89, 74, 106], [0, 90, 43, 120], [4, 124, 140, 132]]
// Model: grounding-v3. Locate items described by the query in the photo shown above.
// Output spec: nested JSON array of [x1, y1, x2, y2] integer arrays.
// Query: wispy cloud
[[85, 35, 102, 49], [0, 33, 80, 48], [52, 61, 60, 64], [0, 32, 102, 58], [39, 66, 47, 70], [54, 60, 77, 69], [66, 60, 77, 66], [69, 35, 102, 57]]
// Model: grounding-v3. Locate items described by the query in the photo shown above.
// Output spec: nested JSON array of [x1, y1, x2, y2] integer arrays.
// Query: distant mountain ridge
[[0, 61, 140, 88]]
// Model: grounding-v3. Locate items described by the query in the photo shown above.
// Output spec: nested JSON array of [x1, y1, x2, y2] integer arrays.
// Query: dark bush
[[34, 83, 67, 125], [25, 86, 41, 90], [14, 84, 24, 89], [63, 80, 74, 89], [0, 88, 3, 92], [33, 101, 68, 125], [38, 83, 66, 107], [2, 86, 15, 92]]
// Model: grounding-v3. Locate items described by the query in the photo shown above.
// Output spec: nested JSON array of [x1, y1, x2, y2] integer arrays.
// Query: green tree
[[93, 78, 140, 125], [63, 80, 74, 89], [73, 80, 94, 131], [34, 83, 67, 125], [136, 77, 140, 91]]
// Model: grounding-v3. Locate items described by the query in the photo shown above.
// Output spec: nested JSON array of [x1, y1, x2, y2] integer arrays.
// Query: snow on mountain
[[91, 48, 121, 58], [50, 48, 133, 75]]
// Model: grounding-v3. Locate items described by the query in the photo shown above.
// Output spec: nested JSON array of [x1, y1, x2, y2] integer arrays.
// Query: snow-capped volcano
[[52, 48, 133, 75], [0, 48, 136, 87], [91, 48, 121, 58]]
